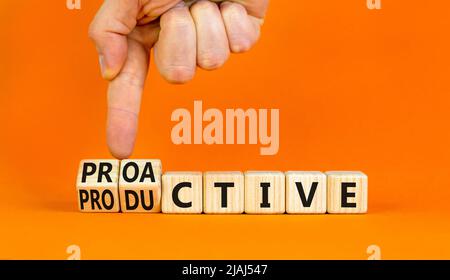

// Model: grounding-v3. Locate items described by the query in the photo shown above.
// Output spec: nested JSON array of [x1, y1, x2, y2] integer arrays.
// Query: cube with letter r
[[76, 159, 120, 212]]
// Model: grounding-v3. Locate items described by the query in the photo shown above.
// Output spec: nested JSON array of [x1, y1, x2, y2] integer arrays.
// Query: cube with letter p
[[76, 159, 120, 212]]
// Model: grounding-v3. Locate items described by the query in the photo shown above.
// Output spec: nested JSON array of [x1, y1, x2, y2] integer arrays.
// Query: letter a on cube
[[119, 159, 162, 213], [76, 159, 120, 213]]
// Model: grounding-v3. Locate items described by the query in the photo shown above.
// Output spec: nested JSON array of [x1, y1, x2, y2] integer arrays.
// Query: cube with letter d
[[119, 159, 162, 213]]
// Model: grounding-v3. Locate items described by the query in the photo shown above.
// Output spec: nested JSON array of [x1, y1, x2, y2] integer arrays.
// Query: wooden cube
[[286, 171, 327, 214], [326, 171, 368, 214], [203, 172, 244, 214], [76, 159, 120, 212], [119, 159, 162, 213], [162, 172, 203, 214], [244, 171, 285, 214]]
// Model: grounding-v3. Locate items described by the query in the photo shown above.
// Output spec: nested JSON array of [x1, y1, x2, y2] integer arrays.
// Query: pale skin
[[89, 0, 269, 159]]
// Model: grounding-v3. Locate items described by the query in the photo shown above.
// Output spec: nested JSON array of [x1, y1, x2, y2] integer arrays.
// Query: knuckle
[[191, 0, 218, 14], [116, 71, 145, 89], [88, 25, 98, 40], [88, 22, 102, 42], [221, 1, 246, 15], [161, 10, 192, 29]]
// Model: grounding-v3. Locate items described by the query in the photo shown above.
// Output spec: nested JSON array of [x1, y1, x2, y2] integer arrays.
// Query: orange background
[[1, 0, 450, 259]]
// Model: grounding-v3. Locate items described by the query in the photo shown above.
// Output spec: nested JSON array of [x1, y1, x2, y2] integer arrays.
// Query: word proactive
[[171, 100, 280, 155], [76, 160, 368, 214]]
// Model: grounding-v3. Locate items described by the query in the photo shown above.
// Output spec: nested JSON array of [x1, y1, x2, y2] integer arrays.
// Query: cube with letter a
[[119, 159, 162, 213]]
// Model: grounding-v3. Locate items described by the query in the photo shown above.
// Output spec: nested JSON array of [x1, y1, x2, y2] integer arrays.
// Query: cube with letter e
[[326, 171, 368, 214]]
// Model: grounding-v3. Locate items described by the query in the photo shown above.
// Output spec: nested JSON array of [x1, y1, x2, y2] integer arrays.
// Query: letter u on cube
[[76, 160, 368, 214]]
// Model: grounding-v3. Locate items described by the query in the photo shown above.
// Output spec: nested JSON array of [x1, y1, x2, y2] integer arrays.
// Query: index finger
[[106, 38, 150, 160]]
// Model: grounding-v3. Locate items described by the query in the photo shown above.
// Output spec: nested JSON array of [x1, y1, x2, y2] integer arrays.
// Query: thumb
[[89, 0, 142, 80]]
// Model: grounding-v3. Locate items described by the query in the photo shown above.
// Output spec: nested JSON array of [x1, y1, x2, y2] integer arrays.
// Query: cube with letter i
[[326, 171, 368, 214], [244, 171, 286, 214], [119, 159, 162, 213], [76, 160, 120, 212]]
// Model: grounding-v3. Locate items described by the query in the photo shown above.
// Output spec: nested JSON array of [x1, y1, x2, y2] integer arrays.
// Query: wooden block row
[[76, 160, 368, 214]]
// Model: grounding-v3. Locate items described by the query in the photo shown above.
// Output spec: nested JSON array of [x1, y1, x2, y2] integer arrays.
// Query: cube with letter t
[[76, 159, 120, 212], [326, 171, 368, 214], [203, 172, 244, 214]]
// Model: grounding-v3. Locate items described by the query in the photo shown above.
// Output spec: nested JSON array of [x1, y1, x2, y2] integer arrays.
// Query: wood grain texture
[[76, 159, 120, 213], [203, 171, 244, 214], [286, 171, 327, 214], [119, 160, 162, 213], [244, 171, 285, 214], [326, 171, 368, 214], [162, 172, 203, 214]]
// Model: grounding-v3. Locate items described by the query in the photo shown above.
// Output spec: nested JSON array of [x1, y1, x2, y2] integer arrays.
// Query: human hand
[[89, 0, 269, 159]]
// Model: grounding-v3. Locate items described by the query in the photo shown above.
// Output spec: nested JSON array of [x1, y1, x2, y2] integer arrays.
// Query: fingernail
[[99, 55, 114, 80]]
